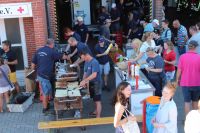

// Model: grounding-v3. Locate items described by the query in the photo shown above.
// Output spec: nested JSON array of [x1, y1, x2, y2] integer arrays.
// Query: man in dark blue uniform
[[31, 38, 68, 114], [67, 37, 92, 80]]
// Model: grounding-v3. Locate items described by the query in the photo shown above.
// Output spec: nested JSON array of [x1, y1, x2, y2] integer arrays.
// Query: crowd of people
[[0, 1, 200, 133]]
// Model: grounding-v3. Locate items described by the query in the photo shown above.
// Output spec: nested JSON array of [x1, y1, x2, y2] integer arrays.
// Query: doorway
[[0, 18, 28, 70]]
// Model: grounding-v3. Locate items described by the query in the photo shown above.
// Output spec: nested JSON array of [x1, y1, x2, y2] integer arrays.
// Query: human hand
[[79, 80, 87, 88], [153, 123, 159, 128], [145, 67, 151, 72], [151, 118, 156, 124]]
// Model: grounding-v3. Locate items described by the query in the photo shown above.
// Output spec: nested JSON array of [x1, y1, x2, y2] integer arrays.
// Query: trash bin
[[142, 96, 160, 133]]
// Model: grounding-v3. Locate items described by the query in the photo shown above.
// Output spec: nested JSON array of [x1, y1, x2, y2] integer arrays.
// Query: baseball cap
[[98, 36, 105, 43], [188, 40, 199, 48], [152, 19, 159, 26], [77, 16, 83, 22], [111, 3, 116, 8]]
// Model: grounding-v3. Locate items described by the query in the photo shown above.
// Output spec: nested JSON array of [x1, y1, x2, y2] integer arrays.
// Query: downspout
[[45, 0, 51, 38]]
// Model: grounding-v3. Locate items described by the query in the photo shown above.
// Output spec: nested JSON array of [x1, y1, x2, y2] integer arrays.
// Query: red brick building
[[0, 0, 163, 70]]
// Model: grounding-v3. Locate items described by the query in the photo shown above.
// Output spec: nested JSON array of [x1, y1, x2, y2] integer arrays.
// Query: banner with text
[[0, 2, 32, 18]]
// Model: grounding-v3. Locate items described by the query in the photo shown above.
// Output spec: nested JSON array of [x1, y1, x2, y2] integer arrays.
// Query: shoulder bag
[[122, 108, 140, 133], [0, 67, 15, 91]]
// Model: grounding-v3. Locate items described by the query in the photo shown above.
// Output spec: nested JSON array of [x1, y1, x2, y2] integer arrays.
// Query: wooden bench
[[38, 115, 142, 132]]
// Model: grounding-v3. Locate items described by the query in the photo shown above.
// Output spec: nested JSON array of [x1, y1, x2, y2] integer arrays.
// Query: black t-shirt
[[1, 50, 17, 72], [95, 43, 109, 65], [98, 13, 111, 25], [74, 24, 89, 42], [110, 9, 120, 24]]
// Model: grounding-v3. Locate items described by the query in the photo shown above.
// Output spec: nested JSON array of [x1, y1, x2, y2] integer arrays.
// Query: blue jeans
[[148, 76, 163, 97], [37, 76, 52, 96], [178, 45, 186, 55]]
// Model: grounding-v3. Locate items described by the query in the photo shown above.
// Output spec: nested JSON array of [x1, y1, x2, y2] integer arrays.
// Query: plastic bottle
[[131, 64, 135, 79], [135, 65, 140, 90], [128, 62, 132, 77]]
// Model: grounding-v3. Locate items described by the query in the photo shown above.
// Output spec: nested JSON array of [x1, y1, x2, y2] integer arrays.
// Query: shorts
[[0, 86, 10, 94], [89, 82, 101, 102], [100, 62, 110, 75], [37, 76, 52, 96], [182, 86, 200, 102], [9, 72, 17, 83]]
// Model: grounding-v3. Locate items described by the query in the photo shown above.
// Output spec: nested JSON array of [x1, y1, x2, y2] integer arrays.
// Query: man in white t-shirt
[[184, 99, 200, 133]]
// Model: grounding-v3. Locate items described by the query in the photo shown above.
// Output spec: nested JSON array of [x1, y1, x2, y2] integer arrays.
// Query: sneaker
[[74, 110, 81, 118], [82, 95, 90, 100], [88, 112, 96, 117]]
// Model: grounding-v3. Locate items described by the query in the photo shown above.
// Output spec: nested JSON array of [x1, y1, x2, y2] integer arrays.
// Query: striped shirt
[[161, 28, 172, 42], [177, 25, 188, 46]]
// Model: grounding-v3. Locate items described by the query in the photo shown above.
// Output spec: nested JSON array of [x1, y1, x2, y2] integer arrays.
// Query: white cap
[[111, 3, 116, 8], [77, 16, 83, 22], [152, 19, 159, 25]]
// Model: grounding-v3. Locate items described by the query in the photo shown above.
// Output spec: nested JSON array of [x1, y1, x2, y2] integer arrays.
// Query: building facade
[[0, 0, 163, 70]]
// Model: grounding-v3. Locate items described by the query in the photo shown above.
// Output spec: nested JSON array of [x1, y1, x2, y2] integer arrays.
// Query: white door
[[0, 18, 28, 70]]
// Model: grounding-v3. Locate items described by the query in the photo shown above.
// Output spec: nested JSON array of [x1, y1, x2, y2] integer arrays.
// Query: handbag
[[0, 67, 15, 91], [122, 108, 140, 133]]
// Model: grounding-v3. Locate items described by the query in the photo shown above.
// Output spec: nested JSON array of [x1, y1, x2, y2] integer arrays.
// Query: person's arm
[[31, 53, 37, 70], [96, 52, 108, 57], [73, 57, 84, 66], [65, 45, 70, 52], [6, 59, 18, 65], [164, 60, 176, 65], [85, 33, 89, 43], [114, 104, 136, 128], [146, 68, 163, 73], [82, 72, 97, 83], [129, 52, 144, 62], [167, 30, 172, 41], [146, 57, 164, 73], [176, 58, 182, 84], [176, 68, 181, 84], [114, 104, 127, 128], [127, 29, 132, 38], [69, 48, 78, 58], [112, 17, 120, 23], [31, 63, 36, 70]]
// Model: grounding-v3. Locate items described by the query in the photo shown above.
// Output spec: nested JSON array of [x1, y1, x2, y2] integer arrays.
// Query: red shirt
[[163, 50, 176, 72]]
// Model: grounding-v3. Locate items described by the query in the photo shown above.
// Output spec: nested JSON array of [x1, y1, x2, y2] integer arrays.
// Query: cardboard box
[[7, 92, 35, 112]]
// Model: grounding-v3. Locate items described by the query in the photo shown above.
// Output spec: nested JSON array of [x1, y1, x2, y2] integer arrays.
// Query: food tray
[[56, 76, 79, 82]]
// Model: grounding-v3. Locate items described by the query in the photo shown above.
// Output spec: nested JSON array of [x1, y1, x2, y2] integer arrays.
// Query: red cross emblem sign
[[17, 7, 24, 13]]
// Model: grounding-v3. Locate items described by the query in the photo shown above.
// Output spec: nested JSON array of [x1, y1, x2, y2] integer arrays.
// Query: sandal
[[88, 112, 96, 117]]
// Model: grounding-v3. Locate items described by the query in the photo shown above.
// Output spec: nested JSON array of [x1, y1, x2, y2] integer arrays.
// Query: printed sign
[[0, 2, 32, 18], [73, 0, 91, 25]]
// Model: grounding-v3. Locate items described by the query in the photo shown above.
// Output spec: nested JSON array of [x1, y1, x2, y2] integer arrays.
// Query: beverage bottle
[[135, 65, 140, 90]]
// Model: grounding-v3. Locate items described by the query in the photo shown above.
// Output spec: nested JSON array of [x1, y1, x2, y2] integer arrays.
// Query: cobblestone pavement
[[0, 75, 185, 133]]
